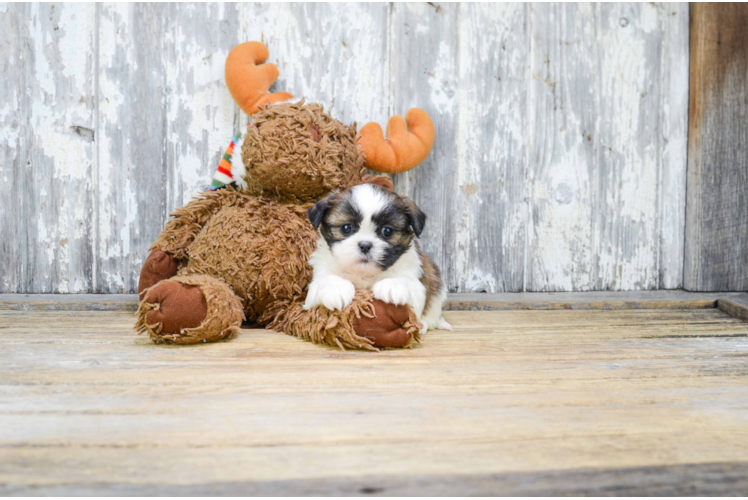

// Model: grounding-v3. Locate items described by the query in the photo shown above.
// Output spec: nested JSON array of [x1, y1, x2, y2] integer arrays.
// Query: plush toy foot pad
[[136, 275, 245, 345], [353, 300, 414, 348], [138, 250, 179, 294], [143, 280, 208, 334]]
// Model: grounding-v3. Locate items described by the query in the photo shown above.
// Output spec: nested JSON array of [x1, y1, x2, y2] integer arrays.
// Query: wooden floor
[[2, 306, 748, 495]]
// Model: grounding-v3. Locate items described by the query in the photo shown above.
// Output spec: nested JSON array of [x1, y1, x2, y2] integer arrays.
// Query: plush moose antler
[[225, 42, 293, 115], [357, 109, 435, 174]]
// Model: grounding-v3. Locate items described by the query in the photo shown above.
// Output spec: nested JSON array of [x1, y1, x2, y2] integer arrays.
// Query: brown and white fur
[[304, 183, 451, 334]]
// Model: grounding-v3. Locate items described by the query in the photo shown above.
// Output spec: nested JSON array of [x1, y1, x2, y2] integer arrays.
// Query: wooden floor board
[[2, 290, 746, 312], [1, 308, 747, 495]]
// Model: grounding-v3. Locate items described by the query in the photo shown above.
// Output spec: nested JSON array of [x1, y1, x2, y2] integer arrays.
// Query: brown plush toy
[[135, 41, 436, 350]]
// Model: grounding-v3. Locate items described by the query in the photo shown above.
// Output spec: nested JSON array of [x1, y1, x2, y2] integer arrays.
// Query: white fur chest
[[340, 270, 379, 290]]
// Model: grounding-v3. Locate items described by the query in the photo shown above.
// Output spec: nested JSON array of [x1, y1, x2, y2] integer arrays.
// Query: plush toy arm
[[268, 290, 422, 350], [149, 189, 249, 262]]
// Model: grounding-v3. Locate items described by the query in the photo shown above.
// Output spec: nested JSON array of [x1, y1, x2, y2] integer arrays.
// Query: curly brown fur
[[242, 100, 366, 203], [136, 274, 244, 345], [180, 197, 318, 324], [269, 290, 422, 351], [150, 188, 253, 262]]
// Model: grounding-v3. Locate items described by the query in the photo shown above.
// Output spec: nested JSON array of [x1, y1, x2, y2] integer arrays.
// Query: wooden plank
[[2, 291, 745, 312], [2, 3, 694, 295], [718, 294, 748, 322], [1, 309, 748, 494], [657, 2, 690, 289], [451, 3, 528, 293], [389, 2, 458, 281], [526, 2, 603, 291], [240, 3, 391, 127], [0, 294, 138, 312], [95, 4, 170, 293], [163, 4, 242, 217], [0, 3, 96, 293], [95, 4, 241, 293], [0, 3, 25, 294], [446, 290, 741, 311], [4, 462, 748, 496], [527, 3, 689, 292], [684, 3, 748, 291]]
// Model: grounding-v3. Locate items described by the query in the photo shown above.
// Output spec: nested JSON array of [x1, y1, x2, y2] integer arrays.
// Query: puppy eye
[[381, 227, 393, 238], [341, 224, 353, 235]]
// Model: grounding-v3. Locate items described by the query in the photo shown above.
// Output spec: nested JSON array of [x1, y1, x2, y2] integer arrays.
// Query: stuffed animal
[[135, 42, 436, 350]]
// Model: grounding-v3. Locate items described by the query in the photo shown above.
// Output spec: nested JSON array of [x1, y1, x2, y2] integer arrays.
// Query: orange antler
[[225, 42, 293, 115], [357, 109, 435, 174]]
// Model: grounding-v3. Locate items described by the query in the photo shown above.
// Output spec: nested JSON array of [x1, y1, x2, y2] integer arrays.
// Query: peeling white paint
[[657, 2, 689, 289], [429, 41, 456, 115], [97, 3, 136, 287], [465, 270, 498, 294], [0, 3, 95, 292], [242, 3, 390, 127], [525, 3, 687, 292], [1, 3, 690, 293], [165, 9, 237, 211]]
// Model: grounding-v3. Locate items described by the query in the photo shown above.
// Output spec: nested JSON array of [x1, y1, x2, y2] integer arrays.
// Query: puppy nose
[[358, 241, 373, 254]]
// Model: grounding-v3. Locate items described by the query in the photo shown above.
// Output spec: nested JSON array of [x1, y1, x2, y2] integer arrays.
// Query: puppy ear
[[307, 197, 331, 229], [402, 197, 427, 237], [363, 175, 394, 191]]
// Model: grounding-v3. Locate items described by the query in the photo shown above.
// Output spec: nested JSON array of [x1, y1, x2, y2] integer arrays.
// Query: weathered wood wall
[[0, 3, 691, 293], [684, 3, 748, 292]]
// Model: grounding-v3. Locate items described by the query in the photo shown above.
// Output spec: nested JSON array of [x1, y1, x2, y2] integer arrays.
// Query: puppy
[[304, 183, 451, 334]]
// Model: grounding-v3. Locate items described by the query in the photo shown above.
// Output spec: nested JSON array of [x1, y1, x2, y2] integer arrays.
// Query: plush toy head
[[240, 101, 365, 203], [222, 41, 436, 201]]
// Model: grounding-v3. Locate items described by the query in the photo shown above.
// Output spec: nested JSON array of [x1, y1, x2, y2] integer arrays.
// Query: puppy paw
[[304, 275, 356, 311], [437, 317, 453, 331], [419, 320, 429, 335], [319, 283, 355, 311], [419, 317, 452, 334], [372, 278, 410, 306]]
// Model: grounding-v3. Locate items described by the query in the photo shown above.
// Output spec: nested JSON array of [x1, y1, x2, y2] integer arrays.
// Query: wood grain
[[451, 3, 528, 293], [1, 308, 748, 494], [95, 4, 241, 293], [0, 293, 139, 311], [240, 3, 391, 128], [389, 2, 458, 279], [2, 291, 745, 312], [0, 3, 694, 293], [446, 290, 741, 311], [718, 294, 748, 322], [527, 3, 689, 292], [684, 3, 748, 291], [657, 3, 691, 289], [4, 463, 748, 496], [0, 3, 96, 293]]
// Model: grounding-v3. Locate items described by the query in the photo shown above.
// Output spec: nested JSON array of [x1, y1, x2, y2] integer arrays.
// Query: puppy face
[[308, 184, 426, 273]]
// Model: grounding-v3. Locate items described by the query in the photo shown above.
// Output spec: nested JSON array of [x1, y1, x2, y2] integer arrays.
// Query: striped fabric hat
[[209, 131, 245, 191]]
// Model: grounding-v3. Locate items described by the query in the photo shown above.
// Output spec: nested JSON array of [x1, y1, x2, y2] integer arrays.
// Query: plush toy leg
[[352, 300, 420, 348], [270, 290, 422, 350], [138, 250, 180, 294], [136, 274, 244, 345]]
